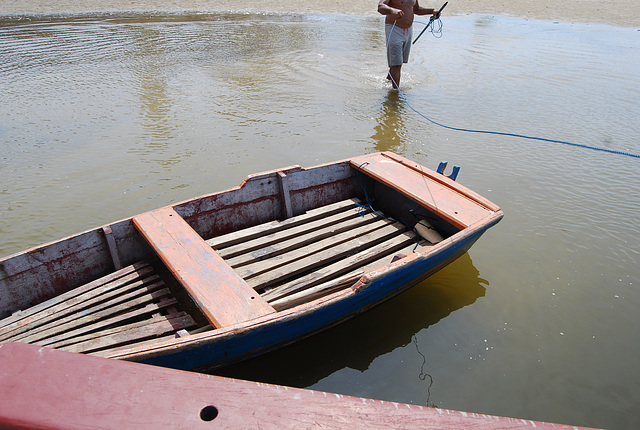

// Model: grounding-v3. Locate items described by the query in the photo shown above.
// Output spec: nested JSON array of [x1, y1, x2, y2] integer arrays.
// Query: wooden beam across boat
[[0, 343, 601, 430], [133, 206, 276, 328]]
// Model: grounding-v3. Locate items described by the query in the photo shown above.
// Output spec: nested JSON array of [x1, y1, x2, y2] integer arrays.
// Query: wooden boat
[[0, 152, 503, 370]]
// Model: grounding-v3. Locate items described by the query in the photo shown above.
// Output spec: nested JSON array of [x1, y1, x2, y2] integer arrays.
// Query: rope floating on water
[[387, 20, 640, 160]]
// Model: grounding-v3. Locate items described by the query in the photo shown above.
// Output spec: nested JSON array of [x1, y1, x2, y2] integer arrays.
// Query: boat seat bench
[[133, 207, 276, 329], [0, 262, 197, 353]]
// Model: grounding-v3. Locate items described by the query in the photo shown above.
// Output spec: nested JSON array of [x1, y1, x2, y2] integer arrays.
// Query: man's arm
[[414, 1, 437, 17], [378, 0, 404, 20]]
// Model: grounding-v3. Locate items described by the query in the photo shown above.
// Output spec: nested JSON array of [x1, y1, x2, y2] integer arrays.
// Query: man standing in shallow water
[[378, 0, 439, 88]]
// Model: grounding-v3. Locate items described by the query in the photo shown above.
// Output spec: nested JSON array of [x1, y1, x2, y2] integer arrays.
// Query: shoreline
[[1, 1, 639, 27]]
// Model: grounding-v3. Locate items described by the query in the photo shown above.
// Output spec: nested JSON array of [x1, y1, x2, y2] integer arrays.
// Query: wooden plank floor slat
[[0, 262, 152, 336], [34, 296, 179, 348], [0, 273, 161, 343], [269, 241, 430, 311], [56, 313, 197, 354], [48, 311, 193, 350], [262, 231, 418, 303], [269, 272, 365, 311], [236, 217, 395, 281], [207, 199, 361, 250], [226, 212, 381, 268], [19, 286, 171, 345], [89, 332, 180, 357], [9, 279, 165, 343], [218, 206, 370, 260], [245, 221, 410, 290]]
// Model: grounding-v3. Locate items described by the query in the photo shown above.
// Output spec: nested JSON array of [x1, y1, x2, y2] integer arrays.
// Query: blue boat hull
[[135, 223, 493, 371]]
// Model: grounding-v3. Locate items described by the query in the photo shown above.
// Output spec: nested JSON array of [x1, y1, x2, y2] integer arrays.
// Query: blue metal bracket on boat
[[436, 161, 460, 181]]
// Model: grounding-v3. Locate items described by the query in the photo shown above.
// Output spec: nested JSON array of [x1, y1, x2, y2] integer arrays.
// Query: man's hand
[[392, 9, 405, 21], [378, 1, 405, 21]]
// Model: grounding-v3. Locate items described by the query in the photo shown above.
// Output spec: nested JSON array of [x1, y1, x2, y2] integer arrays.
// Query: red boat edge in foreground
[[0, 343, 602, 430], [0, 152, 503, 370]]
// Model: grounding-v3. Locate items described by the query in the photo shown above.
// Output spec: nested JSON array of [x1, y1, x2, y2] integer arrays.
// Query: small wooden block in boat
[[133, 207, 276, 328], [414, 220, 444, 244]]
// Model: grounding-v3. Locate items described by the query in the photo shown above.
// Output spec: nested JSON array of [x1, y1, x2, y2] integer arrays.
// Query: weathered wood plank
[[269, 241, 430, 310], [277, 171, 293, 219], [8, 279, 166, 343], [0, 343, 595, 430], [269, 272, 364, 311], [225, 212, 379, 268], [0, 262, 151, 333], [48, 310, 192, 350], [206, 198, 360, 250], [0, 272, 160, 343], [133, 207, 275, 328], [33, 297, 179, 348], [236, 217, 395, 281], [57, 313, 197, 354], [89, 332, 182, 357], [245, 221, 410, 290], [217, 205, 369, 260], [262, 231, 418, 303], [19, 287, 172, 345], [102, 225, 122, 270]]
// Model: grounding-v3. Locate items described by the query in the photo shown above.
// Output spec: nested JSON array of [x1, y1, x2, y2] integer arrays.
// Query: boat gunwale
[[0, 151, 496, 269]]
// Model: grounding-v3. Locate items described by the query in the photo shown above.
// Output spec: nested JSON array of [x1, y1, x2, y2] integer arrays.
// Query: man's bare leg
[[388, 65, 402, 89]]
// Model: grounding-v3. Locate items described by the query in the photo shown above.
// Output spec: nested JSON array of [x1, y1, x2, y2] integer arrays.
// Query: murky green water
[[1, 12, 639, 429]]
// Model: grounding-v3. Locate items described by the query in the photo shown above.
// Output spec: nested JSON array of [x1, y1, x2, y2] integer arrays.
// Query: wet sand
[[1, 0, 639, 27]]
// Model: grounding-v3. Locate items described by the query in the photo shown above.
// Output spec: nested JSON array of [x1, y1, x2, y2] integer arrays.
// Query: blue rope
[[386, 20, 640, 160], [355, 161, 422, 251]]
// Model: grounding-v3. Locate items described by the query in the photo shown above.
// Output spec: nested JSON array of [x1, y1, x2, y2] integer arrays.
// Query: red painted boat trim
[[0, 343, 599, 430], [350, 152, 499, 229]]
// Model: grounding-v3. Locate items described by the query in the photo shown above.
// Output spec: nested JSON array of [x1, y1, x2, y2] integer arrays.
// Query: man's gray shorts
[[385, 24, 413, 67]]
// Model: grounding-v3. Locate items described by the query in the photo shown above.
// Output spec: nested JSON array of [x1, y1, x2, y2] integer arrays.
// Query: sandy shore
[[1, 0, 639, 27]]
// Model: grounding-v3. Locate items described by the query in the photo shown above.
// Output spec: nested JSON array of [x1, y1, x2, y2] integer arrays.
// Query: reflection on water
[[412, 334, 434, 407], [134, 25, 176, 148], [1, 12, 639, 430], [371, 90, 407, 153]]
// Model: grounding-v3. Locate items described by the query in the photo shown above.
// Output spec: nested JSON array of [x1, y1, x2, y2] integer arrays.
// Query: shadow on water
[[212, 252, 488, 389]]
